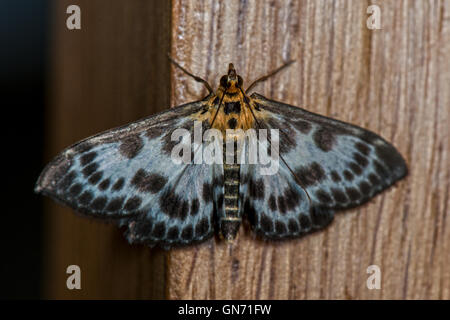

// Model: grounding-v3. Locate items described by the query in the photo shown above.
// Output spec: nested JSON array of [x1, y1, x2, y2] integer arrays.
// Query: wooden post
[[45, 0, 170, 299], [45, 0, 449, 299]]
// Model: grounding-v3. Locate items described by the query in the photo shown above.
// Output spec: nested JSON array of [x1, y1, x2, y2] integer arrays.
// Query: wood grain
[[44, 0, 449, 299], [167, 0, 449, 299]]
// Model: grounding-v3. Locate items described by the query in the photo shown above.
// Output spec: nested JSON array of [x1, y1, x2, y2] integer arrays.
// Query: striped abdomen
[[220, 158, 242, 241]]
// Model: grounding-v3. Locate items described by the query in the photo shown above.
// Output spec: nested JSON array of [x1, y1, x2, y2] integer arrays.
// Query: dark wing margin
[[35, 97, 220, 247], [240, 93, 407, 240]]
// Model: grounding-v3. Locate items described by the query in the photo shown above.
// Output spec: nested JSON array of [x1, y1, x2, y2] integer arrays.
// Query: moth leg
[[167, 54, 214, 94], [245, 60, 296, 93]]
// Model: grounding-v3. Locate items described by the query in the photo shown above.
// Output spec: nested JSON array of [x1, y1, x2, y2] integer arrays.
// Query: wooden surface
[[44, 0, 449, 299], [44, 0, 170, 299]]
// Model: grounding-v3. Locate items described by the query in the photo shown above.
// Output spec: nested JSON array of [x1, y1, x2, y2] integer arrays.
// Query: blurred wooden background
[[44, 0, 449, 299]]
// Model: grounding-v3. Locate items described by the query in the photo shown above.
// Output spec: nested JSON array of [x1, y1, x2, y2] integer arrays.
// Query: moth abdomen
[[221, 162, 241, 241]]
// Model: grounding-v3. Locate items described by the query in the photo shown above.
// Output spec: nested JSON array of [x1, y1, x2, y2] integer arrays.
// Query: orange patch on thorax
[[208, 85, 255, 136]]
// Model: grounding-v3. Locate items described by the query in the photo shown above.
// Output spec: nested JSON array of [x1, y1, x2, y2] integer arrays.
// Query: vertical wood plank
[[167, 0, 449, 299], [44, 0, 170, 299], [44, 0, 449, 299]]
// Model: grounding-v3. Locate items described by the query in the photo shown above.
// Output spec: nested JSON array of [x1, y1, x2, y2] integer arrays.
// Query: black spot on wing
[[292, 120, 312, 134], [299, 214, 312, 230], [91, 197, 107, 211], [146, 126, 165, 140], [195, 218, 210, 237], [260, 213, 273, 233], [131, 169, 167, 194], [190, 198, 200, 216], [368, 173, 381, 186], [284, 186, 301, 210], [244, 199, 257, 226], [119, 135, 144, 159], [313, 128, 335, 152], [295, 162, 326, 187], [359, 181, 371, 195], [343, 170, 354, 181], [202, 183, 213, 203], [316, 190, 332, 204], [355, 142, 371, 156], [80, 151, 97, 166], [82, 163, 98, 177], [152, 222, 166, 238], [59, 171, 76, 190], [130, 215, 153, 238], [248, 178, 264, 199], [217, 193, 224, 210], [88, 171, 103, 185], [275, 221, 287, 234], [310, 207, 333, 227], [159, 193, 201, 225], [167, 226, 179, 240], [179, 200, 189, 221], [349, 162, 363, 176], [159, 189, 181, 218], [268, 195, 277, 212], [331, 170, 341, 183], [124, 196, 142, 211], [288, 219, 300, 233], [277, 196, 287, 214], [161, 130, 180, 156], [345, 187, 361, 202], [353, 152, 369, 168], [106, 197, 125, 212], [331, 188, 347, 203], [181, 225, 193, 240], [69, 183, 82, 197], [266, 118, 297, 154], [98, 178, 110, 191], [112, 177, 125, 191], [78, 191, 93, 206]]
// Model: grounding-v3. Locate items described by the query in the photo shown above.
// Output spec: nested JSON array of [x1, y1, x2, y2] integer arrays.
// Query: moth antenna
[[245, 60, 296, 93], [167, 53, 214, 94]]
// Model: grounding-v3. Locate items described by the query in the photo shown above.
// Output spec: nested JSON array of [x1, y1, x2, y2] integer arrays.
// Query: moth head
[[219, 63, 243, 90]]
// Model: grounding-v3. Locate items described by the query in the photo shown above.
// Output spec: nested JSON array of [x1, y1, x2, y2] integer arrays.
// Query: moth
[[35, 59, 408, 248]]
